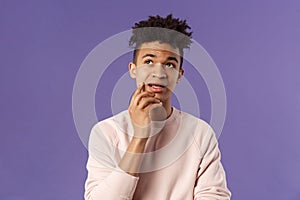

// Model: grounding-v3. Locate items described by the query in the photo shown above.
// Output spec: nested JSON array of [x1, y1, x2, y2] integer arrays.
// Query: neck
[[162, 100, 173, 118]]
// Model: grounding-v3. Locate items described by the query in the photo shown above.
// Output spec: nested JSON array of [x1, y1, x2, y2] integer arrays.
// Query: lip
[[147, 83, 166, 93], [147, 82, 166, 87]]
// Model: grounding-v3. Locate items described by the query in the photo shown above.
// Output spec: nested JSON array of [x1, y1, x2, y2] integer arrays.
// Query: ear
[[177, 68, 184, 83], [128, 62, 137, 78]]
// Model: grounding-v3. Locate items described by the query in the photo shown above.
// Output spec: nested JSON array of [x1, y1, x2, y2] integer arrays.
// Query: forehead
[[136, 41, 180, 58]]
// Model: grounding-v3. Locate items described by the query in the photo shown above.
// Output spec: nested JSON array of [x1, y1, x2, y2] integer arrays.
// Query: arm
[[84, 123, 140, 200], [119, 82, 161, 176], [193, 127, 231, 200], [85, 83, 162, 200], [85, 154, 139, 200]]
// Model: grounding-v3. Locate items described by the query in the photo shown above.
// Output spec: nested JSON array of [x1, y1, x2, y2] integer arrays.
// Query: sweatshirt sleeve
[[193, 126, 231, 200], [84, 122, 139, 200]]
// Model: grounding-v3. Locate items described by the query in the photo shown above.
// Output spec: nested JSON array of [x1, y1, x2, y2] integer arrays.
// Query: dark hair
[[129, 14, 193, 68]]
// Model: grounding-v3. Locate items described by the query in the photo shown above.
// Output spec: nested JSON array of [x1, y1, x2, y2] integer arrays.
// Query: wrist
[[124, 136, 148, 154], [131, 136, 148, 145]]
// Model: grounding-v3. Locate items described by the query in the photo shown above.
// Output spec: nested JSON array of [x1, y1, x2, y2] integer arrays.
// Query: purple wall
[[1, 0, 299, 199]]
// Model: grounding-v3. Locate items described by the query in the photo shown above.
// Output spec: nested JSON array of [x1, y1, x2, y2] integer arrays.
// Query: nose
[[152, 63, 167, 78]]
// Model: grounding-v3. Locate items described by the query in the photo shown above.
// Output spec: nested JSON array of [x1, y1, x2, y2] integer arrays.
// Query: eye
[[144, 59, 153, 65], [165, 62, 175, 68]]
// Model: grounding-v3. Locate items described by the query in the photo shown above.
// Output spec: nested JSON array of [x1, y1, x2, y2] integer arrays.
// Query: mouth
[[147, 83, 166, 92], [148, 83, 166, 88]]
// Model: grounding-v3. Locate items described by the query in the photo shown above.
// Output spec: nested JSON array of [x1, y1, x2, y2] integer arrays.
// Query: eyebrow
[[142, 53, 156, 59], [142, 54, 178, 63], [167, 56, 179, 63]]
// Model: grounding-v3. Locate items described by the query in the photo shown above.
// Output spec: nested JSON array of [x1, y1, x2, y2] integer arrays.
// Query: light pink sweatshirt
[[85, 107, 231, 200]]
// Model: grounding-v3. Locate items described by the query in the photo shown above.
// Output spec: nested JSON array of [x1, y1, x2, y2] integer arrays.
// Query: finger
[[134, 91, 155, 106], [142, 82, 146, 92], [137, 97, 161, 109], [137, 82, 145, 94], [129, 82, 145, 107]]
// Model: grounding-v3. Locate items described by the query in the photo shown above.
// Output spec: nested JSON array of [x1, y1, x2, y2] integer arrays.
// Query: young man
[[85, 14, 231, 199]]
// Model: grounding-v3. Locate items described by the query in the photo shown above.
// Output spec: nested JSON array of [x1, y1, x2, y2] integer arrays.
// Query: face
[[129, 41, 184, 103]]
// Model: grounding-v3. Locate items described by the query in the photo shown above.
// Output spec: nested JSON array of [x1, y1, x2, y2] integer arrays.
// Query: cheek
[[165, 70, 179, 91], [168, 70, 179, 84], [135, 66, 152, 85]]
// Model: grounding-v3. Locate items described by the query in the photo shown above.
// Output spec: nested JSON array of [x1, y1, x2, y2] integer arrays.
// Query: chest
[[133, 146, 200, 200]]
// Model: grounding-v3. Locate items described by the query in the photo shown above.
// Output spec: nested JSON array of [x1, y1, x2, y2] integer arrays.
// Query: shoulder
[[89, 110, 131, 143], [177, 109, 212, 132], [176, 108, 217, 155], [92, 110, 130, 131]]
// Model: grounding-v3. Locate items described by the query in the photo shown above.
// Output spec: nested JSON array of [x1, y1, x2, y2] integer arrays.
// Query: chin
[[154, 93, 169, 102]]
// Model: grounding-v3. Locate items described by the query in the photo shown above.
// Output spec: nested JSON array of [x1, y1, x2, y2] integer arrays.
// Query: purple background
[[1, 0, 300, 199]]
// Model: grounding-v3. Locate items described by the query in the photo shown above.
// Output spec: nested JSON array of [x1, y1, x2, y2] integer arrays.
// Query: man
[[85, 14, 231, 199]]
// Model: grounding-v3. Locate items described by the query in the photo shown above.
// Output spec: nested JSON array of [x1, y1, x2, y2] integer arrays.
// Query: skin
[[119, 41, 184, 176]]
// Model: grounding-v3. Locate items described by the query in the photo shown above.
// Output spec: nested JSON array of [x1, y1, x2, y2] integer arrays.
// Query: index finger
[[129, 82, 145, 106], [134, 82, 145, 96]]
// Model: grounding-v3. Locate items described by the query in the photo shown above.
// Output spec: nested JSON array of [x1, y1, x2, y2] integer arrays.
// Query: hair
[[129, 14, 193, 68]]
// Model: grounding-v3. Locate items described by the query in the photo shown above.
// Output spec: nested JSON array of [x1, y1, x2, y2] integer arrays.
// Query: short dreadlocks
[[129, 14, 193, 68]]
